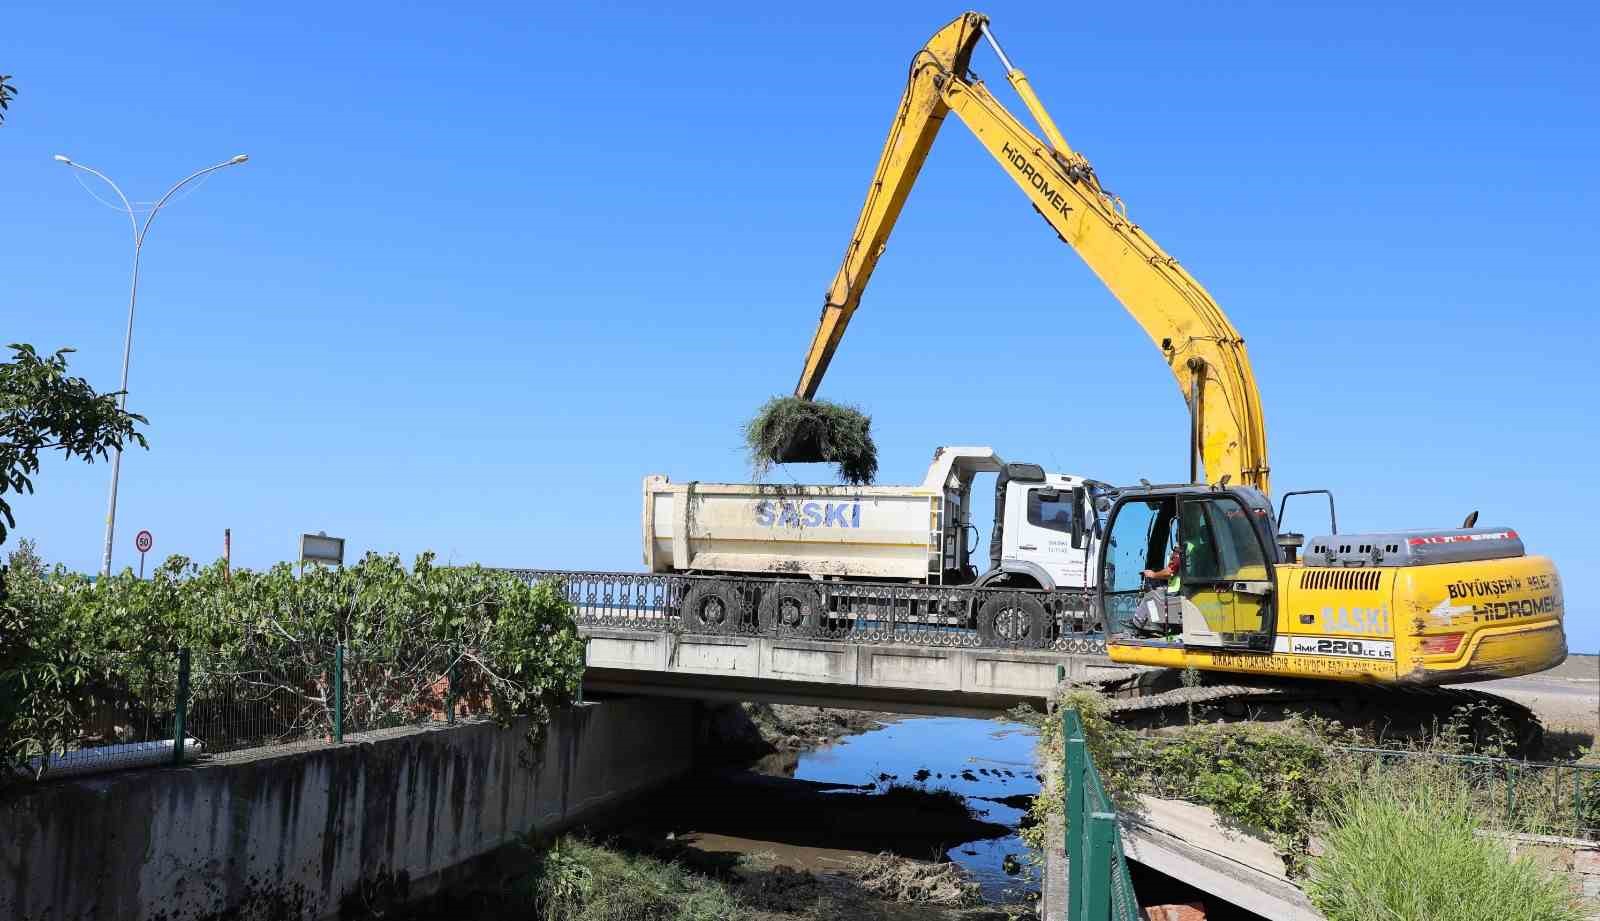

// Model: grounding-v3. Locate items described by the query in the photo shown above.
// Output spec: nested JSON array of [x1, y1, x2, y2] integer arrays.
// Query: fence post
[[1065, 713, 1087, 921], [172, 648, 191, 765], [333, 644, 345, 743], [446, 647, 457, 726], [1087, 811, 1117, 920]]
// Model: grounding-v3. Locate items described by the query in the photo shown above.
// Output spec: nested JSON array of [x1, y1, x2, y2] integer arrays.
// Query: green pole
[[172, 648, 191, 765], [1087, 812, 1117, 920], [333, 644, 344, 743], [1065, 713, 1087, 921], [446, 648, 457, 726]]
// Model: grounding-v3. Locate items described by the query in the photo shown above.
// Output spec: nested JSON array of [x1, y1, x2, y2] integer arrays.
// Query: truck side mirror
[[1070, 486, 1087, 550]]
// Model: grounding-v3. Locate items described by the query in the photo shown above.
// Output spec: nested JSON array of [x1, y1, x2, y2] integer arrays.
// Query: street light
[[54, 153, 250, 577]]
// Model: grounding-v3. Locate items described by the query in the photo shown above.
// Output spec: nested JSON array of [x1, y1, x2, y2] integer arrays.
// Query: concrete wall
[[0, 698, 695, 921]]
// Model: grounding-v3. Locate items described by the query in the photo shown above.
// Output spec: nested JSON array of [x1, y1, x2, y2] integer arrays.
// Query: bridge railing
[[1062, 707, 1142, 921], [505, 569, 1107, 653]]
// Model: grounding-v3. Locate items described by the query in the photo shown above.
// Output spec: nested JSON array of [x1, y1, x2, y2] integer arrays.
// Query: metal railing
[[508, 569, 1108, 654], [1062, 707, 1142, 921], [12, 645, 468, 782], [1335, 745, 1600, 840]]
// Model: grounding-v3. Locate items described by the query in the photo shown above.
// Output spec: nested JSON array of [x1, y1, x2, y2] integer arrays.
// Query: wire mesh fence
[[1337, 746, 1600, 841], [12, 652, 186, 779], [185, 653, 338, 757], [12, 644, 472, 781]]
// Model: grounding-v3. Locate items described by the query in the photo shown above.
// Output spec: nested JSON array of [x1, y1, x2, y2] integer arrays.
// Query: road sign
[[300, 532, 345, 568], [135, 530, 153, 578]]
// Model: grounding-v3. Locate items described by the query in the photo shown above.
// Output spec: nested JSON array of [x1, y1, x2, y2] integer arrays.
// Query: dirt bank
[[701, 702, 902, 763]]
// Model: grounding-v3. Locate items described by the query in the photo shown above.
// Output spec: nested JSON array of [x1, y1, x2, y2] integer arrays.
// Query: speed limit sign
[[134, 530, 154, 577]]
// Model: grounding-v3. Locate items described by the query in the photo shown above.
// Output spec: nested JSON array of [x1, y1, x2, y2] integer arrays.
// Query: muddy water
[[770, 716, 1043, 902], [625, 714, 1043, 907]]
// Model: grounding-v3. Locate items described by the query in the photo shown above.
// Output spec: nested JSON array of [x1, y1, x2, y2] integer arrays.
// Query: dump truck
[[642, 446, 1106, 638]]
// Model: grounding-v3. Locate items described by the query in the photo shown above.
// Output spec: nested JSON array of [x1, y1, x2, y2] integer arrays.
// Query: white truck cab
[[985, 464, 1100, 592]]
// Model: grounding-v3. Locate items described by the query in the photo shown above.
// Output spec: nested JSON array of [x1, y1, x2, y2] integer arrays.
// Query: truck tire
[[977, 594, 1049, 648], [678, 580, 746, 630], [758, 584, 825, 633]]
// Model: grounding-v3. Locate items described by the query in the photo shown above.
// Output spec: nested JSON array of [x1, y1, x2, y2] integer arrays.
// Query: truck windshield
[[1028, 489, 1076, 534]]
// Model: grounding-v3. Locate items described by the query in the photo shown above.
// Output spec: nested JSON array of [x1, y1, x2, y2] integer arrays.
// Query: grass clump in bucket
[[743, 396, 878, 485]]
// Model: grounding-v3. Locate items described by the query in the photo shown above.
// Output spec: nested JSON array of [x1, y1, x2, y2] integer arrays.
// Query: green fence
[[1336, 745, 1600, 840], [1062, 707, 1142, 921], [12, 645, 467, 781]]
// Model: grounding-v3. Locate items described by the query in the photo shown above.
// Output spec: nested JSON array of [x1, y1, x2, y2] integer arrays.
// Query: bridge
[[515, 570, 1138, 716]]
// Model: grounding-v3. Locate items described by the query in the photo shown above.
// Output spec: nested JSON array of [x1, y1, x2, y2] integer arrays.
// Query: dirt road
[[1472, 653, 1599, 737]]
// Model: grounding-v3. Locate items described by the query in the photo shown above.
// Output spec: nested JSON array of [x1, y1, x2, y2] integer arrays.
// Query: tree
[[0, 344, 148, 547], [0, 75, 14, 125]]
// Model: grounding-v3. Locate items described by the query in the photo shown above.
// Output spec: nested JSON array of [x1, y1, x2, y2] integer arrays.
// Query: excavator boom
[[795, 11, 1270, 493]]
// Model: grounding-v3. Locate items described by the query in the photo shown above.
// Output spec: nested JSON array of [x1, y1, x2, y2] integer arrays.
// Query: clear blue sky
[[4, 2, 1596, 650]]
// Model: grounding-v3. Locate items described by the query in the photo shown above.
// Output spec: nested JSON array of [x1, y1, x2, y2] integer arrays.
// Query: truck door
[[1008, 485, 1089, 588]]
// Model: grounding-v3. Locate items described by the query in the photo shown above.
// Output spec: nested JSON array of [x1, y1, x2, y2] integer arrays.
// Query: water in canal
[[758, 715, 1042, 903]]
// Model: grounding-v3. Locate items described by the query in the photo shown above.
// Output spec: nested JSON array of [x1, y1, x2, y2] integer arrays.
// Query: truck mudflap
[[1396, 554, 1567, 685]]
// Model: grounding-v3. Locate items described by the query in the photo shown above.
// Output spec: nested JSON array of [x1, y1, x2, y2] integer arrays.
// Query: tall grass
[[515, 837, 746, 921], [1306, 764, 1585, 921]]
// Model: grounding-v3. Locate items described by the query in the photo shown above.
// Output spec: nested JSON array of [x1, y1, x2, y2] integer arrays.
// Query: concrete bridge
[[509, 569, 1136, 715], [579, 626, 1133, 716]]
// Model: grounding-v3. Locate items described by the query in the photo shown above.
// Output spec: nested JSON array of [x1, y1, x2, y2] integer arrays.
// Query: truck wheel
[[978, 595, 1049, 648], [758, 585, 824, 633], [678, 580, 745, 630]]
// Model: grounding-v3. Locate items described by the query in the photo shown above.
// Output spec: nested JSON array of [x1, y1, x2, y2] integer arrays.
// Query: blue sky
[[3, 1, 1596, 650]]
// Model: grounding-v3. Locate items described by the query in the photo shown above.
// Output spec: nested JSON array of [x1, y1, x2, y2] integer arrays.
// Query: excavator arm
[[795, 11, 1270, 493]]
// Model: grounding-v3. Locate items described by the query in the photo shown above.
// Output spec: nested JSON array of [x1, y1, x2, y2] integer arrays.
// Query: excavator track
[[1098, 670, 1546, 755]]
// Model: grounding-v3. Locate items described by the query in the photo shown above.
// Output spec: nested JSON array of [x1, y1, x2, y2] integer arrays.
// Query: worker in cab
[[1129, 523, 1184, 637]]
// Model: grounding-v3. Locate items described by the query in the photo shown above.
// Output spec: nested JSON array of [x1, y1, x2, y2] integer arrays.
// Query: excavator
[[792, 11, 1567, 730]]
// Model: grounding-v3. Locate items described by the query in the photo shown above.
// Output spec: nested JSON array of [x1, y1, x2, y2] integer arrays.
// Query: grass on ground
[[516, 836, 745, 921], [1306, 768, 1586, 921]]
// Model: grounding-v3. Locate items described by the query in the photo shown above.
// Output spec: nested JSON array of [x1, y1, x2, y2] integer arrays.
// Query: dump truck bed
[[642, 447, 1005, 582]]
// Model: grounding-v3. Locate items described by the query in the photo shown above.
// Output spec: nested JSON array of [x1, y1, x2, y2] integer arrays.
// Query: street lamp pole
[[53, 153, 249, 578]]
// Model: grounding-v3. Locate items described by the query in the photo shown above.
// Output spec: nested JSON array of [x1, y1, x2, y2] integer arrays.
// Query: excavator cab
[[1098, 485, 1277, 652]]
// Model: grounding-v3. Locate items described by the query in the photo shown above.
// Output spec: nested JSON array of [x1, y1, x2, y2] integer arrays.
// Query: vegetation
[[1, 343, 148, 546], [515, 837, 744, 921], [0, 547, 584, 780], [1306, 770, 1584, 921], [1027, 688, 1597, 917], [744, 396, 877, 485], [0, 75, 14, 125]]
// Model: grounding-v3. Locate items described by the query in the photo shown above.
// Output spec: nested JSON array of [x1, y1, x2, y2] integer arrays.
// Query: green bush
[[743, 396, 877, 485], [516, 837, 746, 921], [0, 548, 583, 778], [1126, 720, 1342, 858], [1306, 771, 1584, 921]]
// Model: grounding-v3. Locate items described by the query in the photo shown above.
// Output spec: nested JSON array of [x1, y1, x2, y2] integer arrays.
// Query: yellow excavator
[[794, 12, 1567, 712]]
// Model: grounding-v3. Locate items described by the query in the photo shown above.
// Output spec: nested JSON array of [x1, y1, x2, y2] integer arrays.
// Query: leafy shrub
[[0, 548, 583, 779], [1126, 720, 1343, 859], [1306, 771, 1584, 921], [743, 396, 877, 485]]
